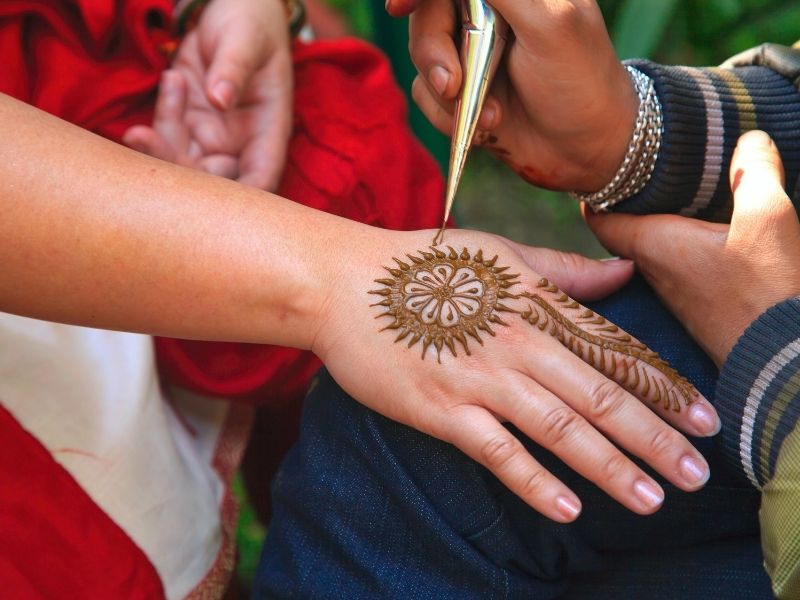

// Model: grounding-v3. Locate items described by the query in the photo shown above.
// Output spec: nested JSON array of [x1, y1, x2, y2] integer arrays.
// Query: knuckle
[[599, 452, 630, 483], [586, 379, 627, 420], [519, 467, 551, 499], [586, 380, 627, 419], [556, 251, 586, 275], [479, 435, 519, 470], [550, 1, 582, 27], [647, 426, 682, 459], [540, 406, 582, 446]]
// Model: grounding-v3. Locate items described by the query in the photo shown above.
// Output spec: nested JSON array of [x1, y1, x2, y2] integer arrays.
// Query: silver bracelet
[[571, 66, 663, 212]]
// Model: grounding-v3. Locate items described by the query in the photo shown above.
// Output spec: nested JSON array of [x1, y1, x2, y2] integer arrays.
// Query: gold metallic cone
[[441, 0, 508, 232]]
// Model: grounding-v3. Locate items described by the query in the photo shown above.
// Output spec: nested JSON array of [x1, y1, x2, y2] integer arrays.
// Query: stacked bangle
[[571, 66, 663, 212]]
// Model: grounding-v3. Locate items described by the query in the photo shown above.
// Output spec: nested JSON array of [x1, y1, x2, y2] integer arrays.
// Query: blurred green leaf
[[612, 0, 680, 58]]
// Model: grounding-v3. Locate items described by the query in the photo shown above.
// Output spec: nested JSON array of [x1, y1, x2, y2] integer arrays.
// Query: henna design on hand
[[370, 247, 698, 412]]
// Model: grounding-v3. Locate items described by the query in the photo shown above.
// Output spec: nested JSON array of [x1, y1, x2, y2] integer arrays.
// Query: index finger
[[444, 404, 584, 523], [408, 0, 462, 100]]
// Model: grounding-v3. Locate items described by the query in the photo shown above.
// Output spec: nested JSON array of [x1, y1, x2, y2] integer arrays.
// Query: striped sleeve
[[716, 297, 800, 489], [614, 60, 800, 221]]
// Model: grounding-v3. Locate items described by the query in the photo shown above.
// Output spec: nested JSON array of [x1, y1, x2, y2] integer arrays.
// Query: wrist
[[175, 0, 302, 35], [574, 63, 640, 192], [570, 66, 664, 213]]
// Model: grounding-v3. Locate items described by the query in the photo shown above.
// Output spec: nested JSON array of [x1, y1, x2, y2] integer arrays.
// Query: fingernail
[[601, 257, 634, 268], [556, 496, 582, 521], [161, 69, 178, 92], [429, 65, 451, 97], [680, 456, 710, 487], [740, 130, 773, 150], [689, 403, 721, 436], [634, 480, 664, 510], [481, 104, 497, 127], [211, 80, 236, 110]]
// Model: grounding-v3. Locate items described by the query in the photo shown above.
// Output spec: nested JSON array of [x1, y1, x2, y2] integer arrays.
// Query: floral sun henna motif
[[369, 247, 698, 412]]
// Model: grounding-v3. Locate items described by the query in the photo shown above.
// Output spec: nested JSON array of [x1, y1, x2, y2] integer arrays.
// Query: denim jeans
[[253, 276, 773, 599]]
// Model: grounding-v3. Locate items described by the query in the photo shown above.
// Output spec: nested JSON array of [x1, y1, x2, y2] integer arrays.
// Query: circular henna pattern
[[369, 246, 520, 360], [369, 245, 700, 413]]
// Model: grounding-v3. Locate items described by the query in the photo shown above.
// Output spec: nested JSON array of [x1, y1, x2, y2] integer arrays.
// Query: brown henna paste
[[369, 247, 697, 412]]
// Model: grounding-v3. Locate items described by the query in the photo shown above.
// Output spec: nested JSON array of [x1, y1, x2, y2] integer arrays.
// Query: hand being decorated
[[313, 229, 721, 523]]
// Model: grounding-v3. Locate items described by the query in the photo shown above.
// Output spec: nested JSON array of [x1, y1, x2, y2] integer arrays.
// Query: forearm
[[617, 60, 800, 219], [0, 93, 368, 349]]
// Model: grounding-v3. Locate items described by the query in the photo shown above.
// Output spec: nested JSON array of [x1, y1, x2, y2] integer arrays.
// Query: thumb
[[386, 0, 423, 17], [515, 246, 634, 302], [205, 23, 268, 110], [729, 130, 794, 239]]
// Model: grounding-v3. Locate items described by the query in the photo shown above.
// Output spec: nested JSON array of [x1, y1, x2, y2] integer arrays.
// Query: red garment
[[0, 405, 166, 599], [156, 38, 445, 406], [1, 0, 445, 595]]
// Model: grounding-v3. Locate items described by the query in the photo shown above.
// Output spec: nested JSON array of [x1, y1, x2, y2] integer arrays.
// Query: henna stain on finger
[[370, 247, 698, 412]]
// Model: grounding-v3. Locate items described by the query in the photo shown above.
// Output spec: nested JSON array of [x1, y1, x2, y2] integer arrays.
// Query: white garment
[[0, 313, 237, 599]]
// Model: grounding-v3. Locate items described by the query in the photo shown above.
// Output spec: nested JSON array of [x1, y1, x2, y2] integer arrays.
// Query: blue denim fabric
[[253, 276, 773, 599]]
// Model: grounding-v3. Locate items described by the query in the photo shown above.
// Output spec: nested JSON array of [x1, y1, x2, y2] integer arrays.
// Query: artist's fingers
[[523, 338, 713, 489], [237, 128, 289, 190], [729, 130, 797, 243], [408, 0, 461, 101], [197, 154, 239, 179], [442, 404, 582, 522], [122, 126, 178, 163], [152, 70, 190, 149], [205, 18, 274, 110], [411, 75, 501, 139], [386, 0, 423, 17], [411, 75, 456, 135], [233, 53, 292, 190], [513, 245, 634, 302], [493, 373, 666, 514], [585, 210, 729, 279], [585, 209, 673, 263], [123, 70, 189, 162]]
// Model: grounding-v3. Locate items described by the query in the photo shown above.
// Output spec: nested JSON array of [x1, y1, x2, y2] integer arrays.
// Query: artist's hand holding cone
[[389, 0, 636, 193], [312, 230, 719, 524]]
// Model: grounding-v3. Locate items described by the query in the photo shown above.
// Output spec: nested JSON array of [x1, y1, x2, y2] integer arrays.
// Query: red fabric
[[155, 39, 446, 407], [1, 0, 444, 557], [0, 404, 166, 599], [0, 1, 173, 595], [0, 0, 173, 141]]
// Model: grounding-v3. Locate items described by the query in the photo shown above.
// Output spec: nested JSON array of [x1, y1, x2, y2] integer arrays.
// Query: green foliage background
[[235, 0, 800, 592]]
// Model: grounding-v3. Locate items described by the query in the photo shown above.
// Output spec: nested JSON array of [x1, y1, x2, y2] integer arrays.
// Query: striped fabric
[[717, 298, 800, 599], [612, 48, 800, 598], [618, 59, 800, 220], [717, 299, 800, 489]]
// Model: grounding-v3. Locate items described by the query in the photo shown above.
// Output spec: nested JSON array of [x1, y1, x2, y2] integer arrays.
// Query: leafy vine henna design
[[369, 247, 699, 412]]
